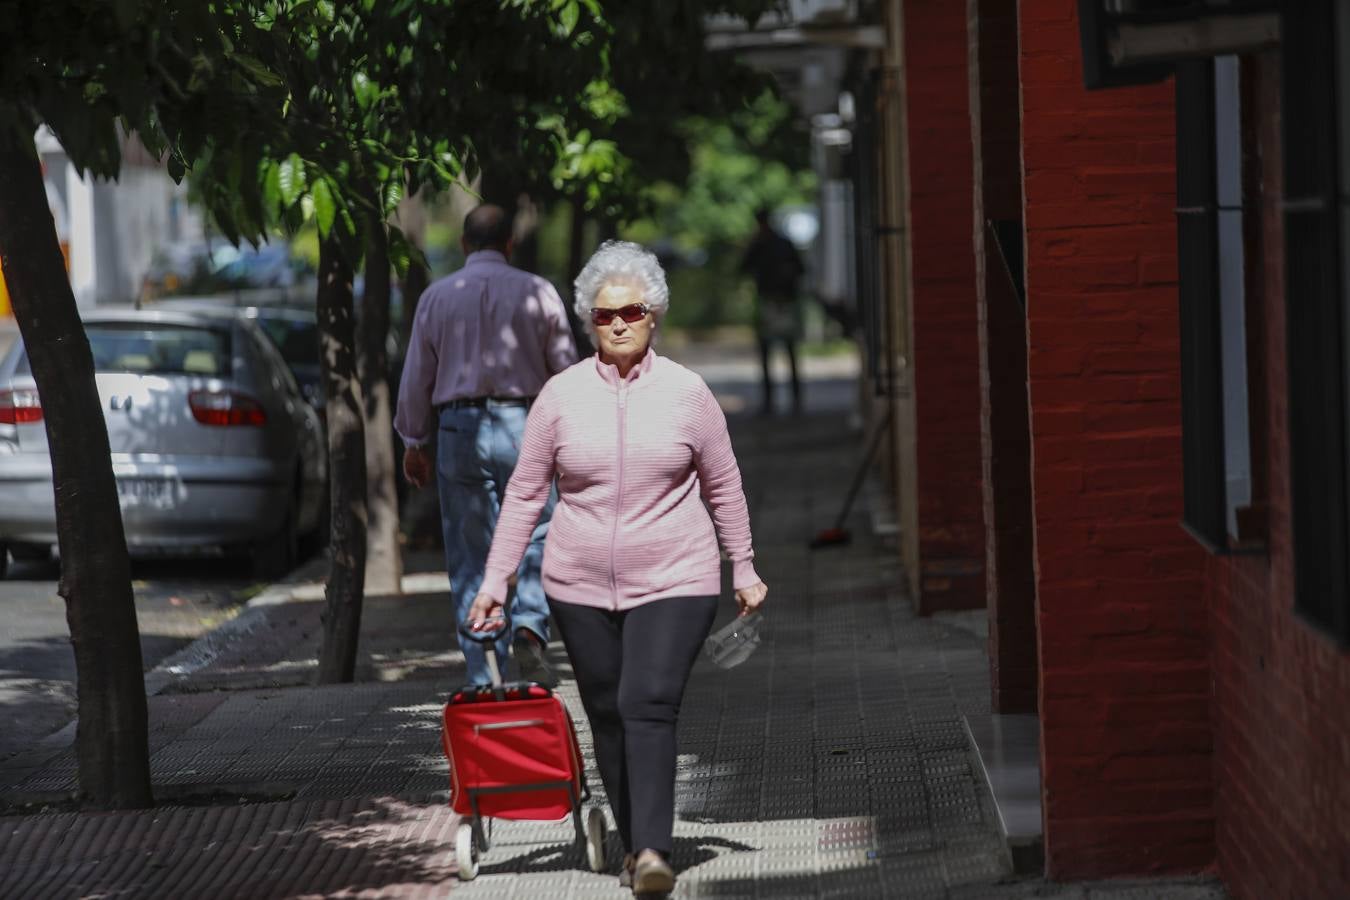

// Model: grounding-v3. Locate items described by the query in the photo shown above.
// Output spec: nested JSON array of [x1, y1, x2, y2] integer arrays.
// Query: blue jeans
[[437, 403, 555, 684]]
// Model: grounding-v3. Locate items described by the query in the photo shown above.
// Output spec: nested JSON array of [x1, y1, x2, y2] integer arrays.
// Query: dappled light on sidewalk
[[0, 340, 1224, 897]]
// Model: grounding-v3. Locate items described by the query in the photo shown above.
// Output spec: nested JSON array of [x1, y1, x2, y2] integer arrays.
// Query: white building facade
[[34, 128, 205, 310]]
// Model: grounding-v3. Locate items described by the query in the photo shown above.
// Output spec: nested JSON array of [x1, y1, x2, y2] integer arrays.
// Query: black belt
[[441, 396, 534, 410]]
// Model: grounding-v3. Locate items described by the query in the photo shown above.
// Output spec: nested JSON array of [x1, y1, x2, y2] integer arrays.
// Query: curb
[[143, 561, 454, 696], [1, 560, 331, 809], [3, 554, 343, 798], [142, 557, 330, 696]]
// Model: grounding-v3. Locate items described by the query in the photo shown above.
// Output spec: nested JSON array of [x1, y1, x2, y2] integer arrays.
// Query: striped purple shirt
[[394, 250, 578, 446], [481, 350, 761, 610]]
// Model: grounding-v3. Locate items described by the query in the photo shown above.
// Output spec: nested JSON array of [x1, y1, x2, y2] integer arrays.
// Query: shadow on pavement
[[0, 796, 460, 898], [469, 831, 756, 881]]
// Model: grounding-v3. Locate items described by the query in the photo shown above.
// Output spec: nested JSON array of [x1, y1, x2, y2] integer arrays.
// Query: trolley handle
[[459, 614, 508, 644], [459, 615, 509, 692]]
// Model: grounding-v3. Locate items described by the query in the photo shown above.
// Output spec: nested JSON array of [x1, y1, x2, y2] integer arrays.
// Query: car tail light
[[188, 390, 267, 427], [0, 388, 43, 425]]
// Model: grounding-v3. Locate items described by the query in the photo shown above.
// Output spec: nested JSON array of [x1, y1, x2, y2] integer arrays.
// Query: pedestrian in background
[[466, 240, 769, 895], [740, 206, 806, 415], [395, 203, 578, 687]]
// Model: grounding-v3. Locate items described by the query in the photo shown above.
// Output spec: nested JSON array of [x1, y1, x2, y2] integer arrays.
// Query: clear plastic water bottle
[[704, 612, 763, 669]]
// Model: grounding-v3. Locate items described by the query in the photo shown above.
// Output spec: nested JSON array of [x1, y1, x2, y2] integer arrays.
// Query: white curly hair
[[572, 240, 670, 336]]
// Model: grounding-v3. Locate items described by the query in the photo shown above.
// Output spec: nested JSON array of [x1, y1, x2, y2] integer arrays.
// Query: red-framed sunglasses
[[590, 303, 651, 327]]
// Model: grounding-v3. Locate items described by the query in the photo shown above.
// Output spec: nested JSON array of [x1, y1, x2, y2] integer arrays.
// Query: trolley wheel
[[456, 822, 480, 880], [585, 806, 607, 873]]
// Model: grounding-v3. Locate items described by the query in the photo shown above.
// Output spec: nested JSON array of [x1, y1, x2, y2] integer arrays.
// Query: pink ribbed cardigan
[[481, 350, 761, 610]]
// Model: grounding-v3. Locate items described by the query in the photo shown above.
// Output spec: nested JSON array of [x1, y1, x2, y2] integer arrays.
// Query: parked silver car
[[0, 308, 328, 578], [147, 297, 324, 412]]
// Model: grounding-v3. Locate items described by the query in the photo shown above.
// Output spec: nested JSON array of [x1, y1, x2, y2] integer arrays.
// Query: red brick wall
[[1208, 53, 1350, 900], [969, 0, 1038, 714], [904, 0, 987, 613], [1018, 0, 1213, 877]]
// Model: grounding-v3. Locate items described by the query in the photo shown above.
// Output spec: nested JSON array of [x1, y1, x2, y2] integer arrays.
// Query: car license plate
[[116, 478, 173, 508]]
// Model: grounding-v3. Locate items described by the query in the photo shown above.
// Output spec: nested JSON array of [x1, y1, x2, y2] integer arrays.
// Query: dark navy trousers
[[548, 594, 718, 855]]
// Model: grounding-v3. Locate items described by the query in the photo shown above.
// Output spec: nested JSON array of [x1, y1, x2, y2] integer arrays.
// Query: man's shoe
[[632, 851, 675, 895], [512, 630, 558, 688]]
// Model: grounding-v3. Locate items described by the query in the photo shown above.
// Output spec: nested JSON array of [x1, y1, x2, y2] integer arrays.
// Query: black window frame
[[1176, 59, 1227, 551], [1282, 1, 1350, 646], [1077, 1, 1278, 91], [849, 69, 889, 397], [1175, 58, 1266, 556]]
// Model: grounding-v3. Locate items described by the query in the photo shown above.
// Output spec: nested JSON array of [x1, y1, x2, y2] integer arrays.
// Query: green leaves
[[232, 54, 285, 89], [8, 0, 786, 284], [278, 154, 307, 206], [387, 224, 427, 278], [351, 72, 380, 111], [632, 90, 816, 250], [262, 159, 283, 218], [382, 178, 403, 215], [557, 0, 580, 35], [311, 177, 336, 236], [185, 52, 216, 95]]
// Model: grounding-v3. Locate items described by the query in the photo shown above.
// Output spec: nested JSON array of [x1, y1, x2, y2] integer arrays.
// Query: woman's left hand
[[735, 581, 768, 617]]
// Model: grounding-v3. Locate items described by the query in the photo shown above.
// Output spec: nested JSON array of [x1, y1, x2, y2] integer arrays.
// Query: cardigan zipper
[[609, 383, 628, 609]]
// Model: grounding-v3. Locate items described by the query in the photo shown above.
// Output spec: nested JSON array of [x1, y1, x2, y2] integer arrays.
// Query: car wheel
[[252, 493, 298, 582], [0, 545, 8, 581]]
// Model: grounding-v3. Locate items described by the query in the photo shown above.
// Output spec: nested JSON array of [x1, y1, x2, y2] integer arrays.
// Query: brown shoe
[[618, 853, 636, 888], [632, 850, 675, 895]]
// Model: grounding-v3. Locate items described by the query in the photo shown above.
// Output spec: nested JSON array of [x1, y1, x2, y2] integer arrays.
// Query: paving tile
[[0, 406, 1230, 900]]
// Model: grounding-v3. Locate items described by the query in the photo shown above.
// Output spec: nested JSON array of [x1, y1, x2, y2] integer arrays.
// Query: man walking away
[[740, 207, 806, 415], [395, 204, 578, 687]]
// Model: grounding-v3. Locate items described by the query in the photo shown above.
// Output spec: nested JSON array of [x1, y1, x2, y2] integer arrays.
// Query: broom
[[808, 405, 892, 549]]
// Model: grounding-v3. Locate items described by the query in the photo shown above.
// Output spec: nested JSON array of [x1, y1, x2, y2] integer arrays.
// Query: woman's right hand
[[735, 581, 768, 617], [466, 592, 505, 632]]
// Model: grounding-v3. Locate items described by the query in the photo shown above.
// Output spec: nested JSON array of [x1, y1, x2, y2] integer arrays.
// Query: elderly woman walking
[[467, 240, 768, 894]]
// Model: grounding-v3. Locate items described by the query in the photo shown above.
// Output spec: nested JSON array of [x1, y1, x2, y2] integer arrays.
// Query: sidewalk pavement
[[0, 376, 1227, 898]]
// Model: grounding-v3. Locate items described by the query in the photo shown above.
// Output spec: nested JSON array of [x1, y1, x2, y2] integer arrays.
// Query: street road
[[0, 554, 257, 764]]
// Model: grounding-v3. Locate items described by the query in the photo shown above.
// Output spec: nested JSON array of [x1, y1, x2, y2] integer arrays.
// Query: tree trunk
[[512, 212, 540, 273], [566, 193, 595, 357], [0, 135, 151, 808], [399, 248, 429, 356], [360, 213, 401, 596], [395, 189, 429, 356], [316, 233, 367, 684], [395, 248, 440, 548]]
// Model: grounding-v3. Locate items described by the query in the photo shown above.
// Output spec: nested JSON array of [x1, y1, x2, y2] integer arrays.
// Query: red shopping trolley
[[441, 619, 606, 880]]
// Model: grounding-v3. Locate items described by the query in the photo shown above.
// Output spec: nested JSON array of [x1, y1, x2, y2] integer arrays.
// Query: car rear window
[[255, 316, 318, 368], [17, 324, 232, 377]]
